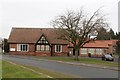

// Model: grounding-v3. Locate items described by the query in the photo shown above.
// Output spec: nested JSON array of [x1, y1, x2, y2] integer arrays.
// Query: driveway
[[2, 55, 118, 78]]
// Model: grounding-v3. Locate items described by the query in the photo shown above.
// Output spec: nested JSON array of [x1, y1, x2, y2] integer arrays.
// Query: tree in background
[[97, 28, 117, 40], [96, 27, 110, 40], [2, 38, 9, 53], [115, 32, 120, 40], [109, 28, 115, 39], [116, 40, 120, 55], [51, 9, 109, 60]]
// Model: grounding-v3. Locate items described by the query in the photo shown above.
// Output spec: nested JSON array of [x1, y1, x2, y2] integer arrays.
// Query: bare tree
[[51, 9, 109, 60]]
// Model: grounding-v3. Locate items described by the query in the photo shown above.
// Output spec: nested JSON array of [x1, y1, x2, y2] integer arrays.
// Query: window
[[46, 45, 50, 51], [36, 45, 50, 51], [36, 45, 40, 51], [55, 45, 62, 52], [36, 35, 50, 51], [41, 45, 44, 51], [88, 48, 95, 54], [96, 49, 103, 54], [81, 48, 87, 54], [17, 44, 28, 52]]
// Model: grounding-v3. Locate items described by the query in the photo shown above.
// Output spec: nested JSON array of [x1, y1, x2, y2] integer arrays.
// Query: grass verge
[[22, 64, 78, 78], [0, 60, 2, 79], [2, 60, 49, 78], [34, 56, 118, 67], [2, 60, 77, 78]]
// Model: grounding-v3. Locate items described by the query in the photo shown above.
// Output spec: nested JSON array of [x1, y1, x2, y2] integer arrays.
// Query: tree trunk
[[74, 49, 79, 61]]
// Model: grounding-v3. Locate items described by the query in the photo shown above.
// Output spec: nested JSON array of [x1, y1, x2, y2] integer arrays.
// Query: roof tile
[[8, 27, 68, 44]]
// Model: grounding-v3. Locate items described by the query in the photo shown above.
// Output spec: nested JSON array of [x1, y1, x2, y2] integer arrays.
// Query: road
[[2, 55, 118, 78]]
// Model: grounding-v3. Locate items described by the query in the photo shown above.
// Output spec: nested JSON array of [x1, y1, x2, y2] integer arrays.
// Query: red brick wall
[[62, 45, 69, 53], [9, 43, 35, 55], [9, 51, 35, 55], [29, 43, 35, 52], [35, 51, 51, 56], [9, 44, 69, 56], [9, 43, 35, 52], [52, 45, 69, 56], [9, 44, 17, 51], [9, 51, 51, 56]]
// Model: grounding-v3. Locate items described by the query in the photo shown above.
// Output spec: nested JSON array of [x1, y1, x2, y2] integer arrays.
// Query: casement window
[[80, 48, 87, 54], [36, 45, 50, 51], [55, 45, 62, 52], [41, 45, 44, 51], [46, 45, 50, 51], [17, 44, 29, 52], [36, 35, 50, 51], [96, 49, 103, 54], [88, 48, 95, 54]]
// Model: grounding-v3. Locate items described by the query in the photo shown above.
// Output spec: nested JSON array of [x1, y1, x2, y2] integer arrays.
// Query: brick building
[[83, 40, 118, 56], [8, 27, 118, 57], [8, 28, 69, 56], [68, 40, 118, 57]]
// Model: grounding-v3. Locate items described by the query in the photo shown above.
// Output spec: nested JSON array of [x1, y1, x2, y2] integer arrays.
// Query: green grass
[[79, 58, 118, 67], [0, 60, 2, 78], [34, 56, 118, 67], [2, 60, 49, 78], [2, 60, 76, 78], [23, 65, 78, 78]]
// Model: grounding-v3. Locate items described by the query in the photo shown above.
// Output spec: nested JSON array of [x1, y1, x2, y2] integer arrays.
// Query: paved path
[[2, 55, 118, 78]]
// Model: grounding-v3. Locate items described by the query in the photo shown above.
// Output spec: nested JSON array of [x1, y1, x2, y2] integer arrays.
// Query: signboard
[[10, 48, 15, 51]]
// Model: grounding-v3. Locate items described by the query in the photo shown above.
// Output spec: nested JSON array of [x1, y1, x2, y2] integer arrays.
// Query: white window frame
[[96, 48, 103, 54], [40, 45, 45, 51], [36, 45, 50, 51], [80, 48, 87, 54], [36, 45, 40, 51], [46, 45, 50, 51], [55, 45, 62, 53], [17, 44, 29, 52], [88, 48, 95, 54]]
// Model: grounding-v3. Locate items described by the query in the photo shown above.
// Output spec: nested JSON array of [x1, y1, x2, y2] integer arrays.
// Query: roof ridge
[[8, 27, 68, 44], [12, 27, 54, 29], [95, 40, 118, 41]]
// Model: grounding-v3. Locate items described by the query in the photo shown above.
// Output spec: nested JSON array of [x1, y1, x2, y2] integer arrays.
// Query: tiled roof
[[8, 27, 68, 44], [68, 40, 118, 48], [83, 40, 118, 48]]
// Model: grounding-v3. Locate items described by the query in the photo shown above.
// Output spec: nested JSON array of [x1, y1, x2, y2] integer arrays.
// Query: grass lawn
[[34, 56, 118, 67], [23, 65, 78, 78], [0, 60, 1, 78], [2, 60, 49, 78], [2, 60, 76, 78]]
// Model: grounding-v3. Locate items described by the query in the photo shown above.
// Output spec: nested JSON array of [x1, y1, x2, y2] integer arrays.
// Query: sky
[[0, 0, 119, 38]]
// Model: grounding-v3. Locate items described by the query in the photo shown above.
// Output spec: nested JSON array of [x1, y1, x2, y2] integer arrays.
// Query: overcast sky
[[0, 0, 119, 38]]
